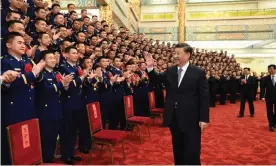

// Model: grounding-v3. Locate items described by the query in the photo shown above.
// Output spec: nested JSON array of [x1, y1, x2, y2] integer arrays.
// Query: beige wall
[[236, 57, 276, 75]]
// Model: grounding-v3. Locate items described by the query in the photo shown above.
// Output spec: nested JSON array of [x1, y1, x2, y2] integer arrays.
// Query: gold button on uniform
[[45, 104, 48, 107], [68, 96, 70, 98], [11, 102, 13, 105]]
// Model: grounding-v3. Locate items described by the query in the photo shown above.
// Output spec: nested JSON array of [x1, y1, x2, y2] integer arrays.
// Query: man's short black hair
[[7, 20, 23, 28], [35, 7, 45, 13], [175, 43, 193, 56], [37, 32, 48, 39], [67, 4, 75, 8], [70, 11, 77, 16], [113, 56, 121, 61], [268, 64, 276, 69], [6, 10, 21, 19], [40, 50, 54, 59], [65, 46, 77, 53], [5, 32, 22, 44], [35, 18, 47, 24], [244, 67, 250, 71], [54, 13, 63, 18], [52, 4, 60, 9]]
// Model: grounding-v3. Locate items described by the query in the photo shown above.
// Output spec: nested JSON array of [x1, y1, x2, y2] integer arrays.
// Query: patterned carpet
[[54, 100, 276, 165]]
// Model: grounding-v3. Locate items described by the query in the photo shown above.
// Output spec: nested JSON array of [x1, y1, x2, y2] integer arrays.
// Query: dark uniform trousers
[[239, 93, 255, 116], [169, 109, 201, 165], [266, 100, 276, 128], [39, 120, 61, 162]]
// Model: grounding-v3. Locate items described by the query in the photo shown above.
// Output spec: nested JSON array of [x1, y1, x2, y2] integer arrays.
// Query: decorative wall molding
[[139, 27, 178, 41], [185, 24, 276, 40]]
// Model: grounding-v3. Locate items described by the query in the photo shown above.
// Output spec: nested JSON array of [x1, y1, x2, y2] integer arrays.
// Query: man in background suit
[[261, 64, 276, 132], [145, 43, 210, 165], [238, 67, 255, 118]]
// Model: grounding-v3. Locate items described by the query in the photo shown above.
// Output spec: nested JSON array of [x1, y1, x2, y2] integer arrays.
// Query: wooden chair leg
[[108, 144, 114, 164], [146, 125, 150, 138], [137, 125, 142, 144], [100, 144, 104, 156], [122, 141, 126, 159], [160, 114, 163, 123]]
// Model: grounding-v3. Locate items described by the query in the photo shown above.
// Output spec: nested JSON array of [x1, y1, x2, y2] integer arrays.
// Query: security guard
[[35, 50, 73, 163], [58, 46, 87, 164], [1, 32, 45, 164]]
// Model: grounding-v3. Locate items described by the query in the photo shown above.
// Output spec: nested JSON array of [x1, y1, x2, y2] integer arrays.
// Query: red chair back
[[162, 90, 166, 102], [148, 92, 156, 109], [123, 95, 134, 118], [87, 102, 103, 134], [6, 118, 42, 165]]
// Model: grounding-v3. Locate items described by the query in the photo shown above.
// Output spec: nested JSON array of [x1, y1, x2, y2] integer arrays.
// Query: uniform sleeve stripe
[[73, 80, 77, 87], [22, 74, 27, 84], [53, 84, 58, 92]]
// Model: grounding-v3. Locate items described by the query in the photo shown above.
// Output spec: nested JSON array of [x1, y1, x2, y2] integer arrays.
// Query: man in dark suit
[[238, 67, 255, 118], [145, 43, 210, 165], [261, 64, 276, 132], [259, 72, 266, 100]]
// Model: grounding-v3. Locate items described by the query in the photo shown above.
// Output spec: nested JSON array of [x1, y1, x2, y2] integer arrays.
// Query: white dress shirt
[[146, 62, 190, 87], [177, 62, 189, 87]]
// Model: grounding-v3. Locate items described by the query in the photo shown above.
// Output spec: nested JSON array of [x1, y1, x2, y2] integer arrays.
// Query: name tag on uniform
[[47, 79, 53, 81], [71, 72, 75, 75], [14, 68, 21, 71]]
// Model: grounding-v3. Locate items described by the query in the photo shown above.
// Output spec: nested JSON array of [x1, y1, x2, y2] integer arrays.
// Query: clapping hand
[[2, 70, 19, 84], [61, 74, 74, 87], [32, 60, 46, 76]]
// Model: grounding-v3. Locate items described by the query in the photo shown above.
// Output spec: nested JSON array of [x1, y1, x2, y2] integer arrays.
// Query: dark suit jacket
[[262, 75, 276, 102], [148, 64, 210, 132], [239, 75, 255, 97]]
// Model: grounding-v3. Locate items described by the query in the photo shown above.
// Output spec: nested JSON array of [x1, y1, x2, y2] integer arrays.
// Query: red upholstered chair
[[162, 89, 166, 102], [123, 95, 151, 144], [6, 118, 42, 165], [87, 102, 126, 164], [148, 92, 164, 124]]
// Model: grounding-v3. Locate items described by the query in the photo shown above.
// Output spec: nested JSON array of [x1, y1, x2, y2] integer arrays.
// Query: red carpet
[[54, 101, 276, 165]]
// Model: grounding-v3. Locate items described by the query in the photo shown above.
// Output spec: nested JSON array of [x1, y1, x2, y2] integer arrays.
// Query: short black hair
[[81, 9, 87, 13], [268, 64, 276, 69], [97, 56, 107, 62], [40, 50, 54, 59], [6, 10, 20, 19], [52, 4, 60, 9], [175, 43, 193, 55], [113, 56, 121, 61], [7, 20, 23, 28], [65, 46, 77, 53], [54, 13, 63, 18], [5, 32, 23, 43], [244, 67, 250, 71], [67, 4, 75, 8], [35, 18, 47, 24], [35, 7, 45, 13], [92, 15, 98, 18], [70, 11, 77, 16], [37, 32, 48, 39]]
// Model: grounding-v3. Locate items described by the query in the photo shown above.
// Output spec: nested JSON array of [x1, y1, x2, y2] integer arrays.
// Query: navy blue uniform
[[58, 62, 84, 161], [110, 67, 126, 130], [135, 70, 151, 117], [35, 69, 64, 162], [1, 54, 37, 164], [98, 70, 114, 128]]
